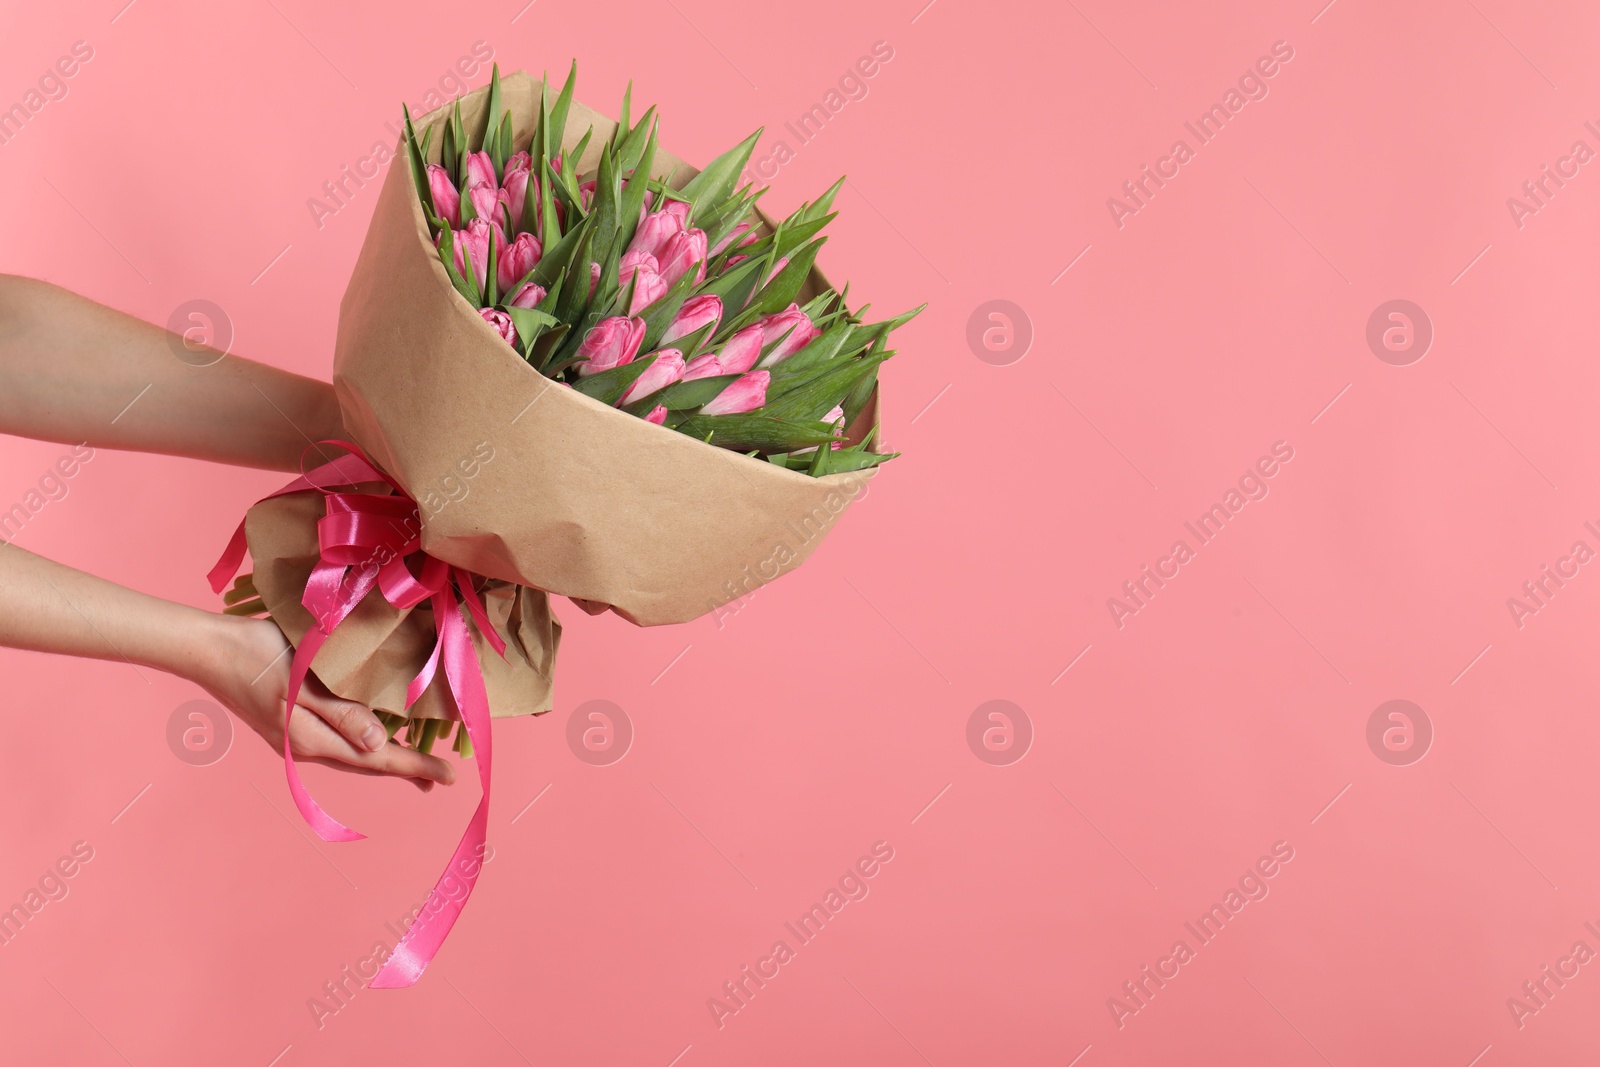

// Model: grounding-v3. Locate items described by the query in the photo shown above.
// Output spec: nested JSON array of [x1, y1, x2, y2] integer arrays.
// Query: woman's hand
[[193, 616, 457, 791]]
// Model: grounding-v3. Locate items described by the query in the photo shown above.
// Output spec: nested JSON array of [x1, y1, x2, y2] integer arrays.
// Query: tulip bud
[[466, 151, 496, 189], [662, 294, 723, 345], [450, 219, 494, 292], [644, 405, 668, 425], [716, 324, 765, 375], [640, 193, 690, 223], [620, 251, 667, 314], [479, 308, 517, 347], [683, 353, 724, 381], [700, 370, 770, 415], [619, 250, 657, 282], [468, 182, 510, 239], [630, 270, 668, 314], [427, 164, 461, 228], [711, 222, 755, 255], [498, 232, 542, 293], [504, 151, 531, 177], [508, 281, 547, 309], [756, 304, 820, 367], [575, 316, 647, 377], [619, 349, 687, 406], [628, 209, 685, 262], [657, 228, 709, 286], [503, 168, 532, 232]]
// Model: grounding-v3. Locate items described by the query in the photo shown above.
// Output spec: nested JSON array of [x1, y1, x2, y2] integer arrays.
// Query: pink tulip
[[656, 228, 708, 286], [427, 164, 460, 228], [644, 405, 668, 425], [630, 271, 668, 314], [579, 179, 596, 211], [662, 294, 723, 345], [629, 270, 667, 314], [717, 324, 765, 375], [501, 151, 532, 227], [479, 308, 516, 347], [701, 370, 770, 415], [619, 250, 658, 285], [619, 252, 667, 314], [575, 316, 647, 377], [589, 261, 601, 297], [629, 209, 685, 262], [756, 304, 820, 367], [712, 222, 756, 255], [468, 182, 510, 238], [503, 169, 531, 232], [794, 406, 848, 455], [498, 232, 542, 293], [619, 349, 686, 406], [683, 353, 724, 381], [466, 151, 496, 189], [640, 192, 690, 223], [448, 219, 494, 292], [508, 281, 547, 309]]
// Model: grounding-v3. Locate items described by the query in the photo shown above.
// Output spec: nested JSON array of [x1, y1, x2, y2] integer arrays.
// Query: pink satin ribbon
[[209, 440, 504, 987]]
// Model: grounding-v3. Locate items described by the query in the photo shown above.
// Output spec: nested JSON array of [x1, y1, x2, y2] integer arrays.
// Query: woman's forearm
[[0, 538, 230, 682], [0, 275, 345, 473]]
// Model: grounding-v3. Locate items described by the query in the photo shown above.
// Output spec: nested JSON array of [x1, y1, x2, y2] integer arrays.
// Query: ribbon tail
[[405, 636, 443, 710], [207, 521, 249, 594], [283, 627, 366, 843], [370, 592, 492, 987], [453, 567, 507, 658]]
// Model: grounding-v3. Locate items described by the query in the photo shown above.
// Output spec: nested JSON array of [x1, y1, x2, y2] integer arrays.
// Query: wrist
[[301, 382, 347, 445], [158, 610, 244, 689]]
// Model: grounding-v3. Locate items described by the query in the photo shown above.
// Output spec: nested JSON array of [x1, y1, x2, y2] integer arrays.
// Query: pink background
[[1, 0, 1597, 1063]]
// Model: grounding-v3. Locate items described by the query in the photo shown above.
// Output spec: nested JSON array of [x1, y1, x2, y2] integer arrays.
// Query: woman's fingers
[[364, 737, 457, 785], [286, 704, 457, 786], [299, 680, 388, 753]]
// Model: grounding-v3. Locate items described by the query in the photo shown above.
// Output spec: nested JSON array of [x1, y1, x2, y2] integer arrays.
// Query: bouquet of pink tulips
[[405, 63, 919, 475], [210, 62, 921, 986]]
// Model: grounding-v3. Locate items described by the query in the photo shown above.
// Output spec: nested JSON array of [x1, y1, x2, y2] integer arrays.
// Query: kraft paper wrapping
[[244, 490, 561, 721], [332, 70, 878, 628]]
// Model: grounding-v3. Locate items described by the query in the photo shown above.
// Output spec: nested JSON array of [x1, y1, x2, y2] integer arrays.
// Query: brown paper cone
[[333, 70, 878, 627], [244, 490, 560, 720]]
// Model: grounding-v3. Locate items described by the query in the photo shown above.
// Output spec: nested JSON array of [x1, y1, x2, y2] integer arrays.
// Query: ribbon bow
[[209, 440, 505, 987]]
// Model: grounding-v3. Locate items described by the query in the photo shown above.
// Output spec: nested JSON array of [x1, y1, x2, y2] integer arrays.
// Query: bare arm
[[0, 277, 454, 788], [0, 540, 453, 784], [0, 275, 343, 471]]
